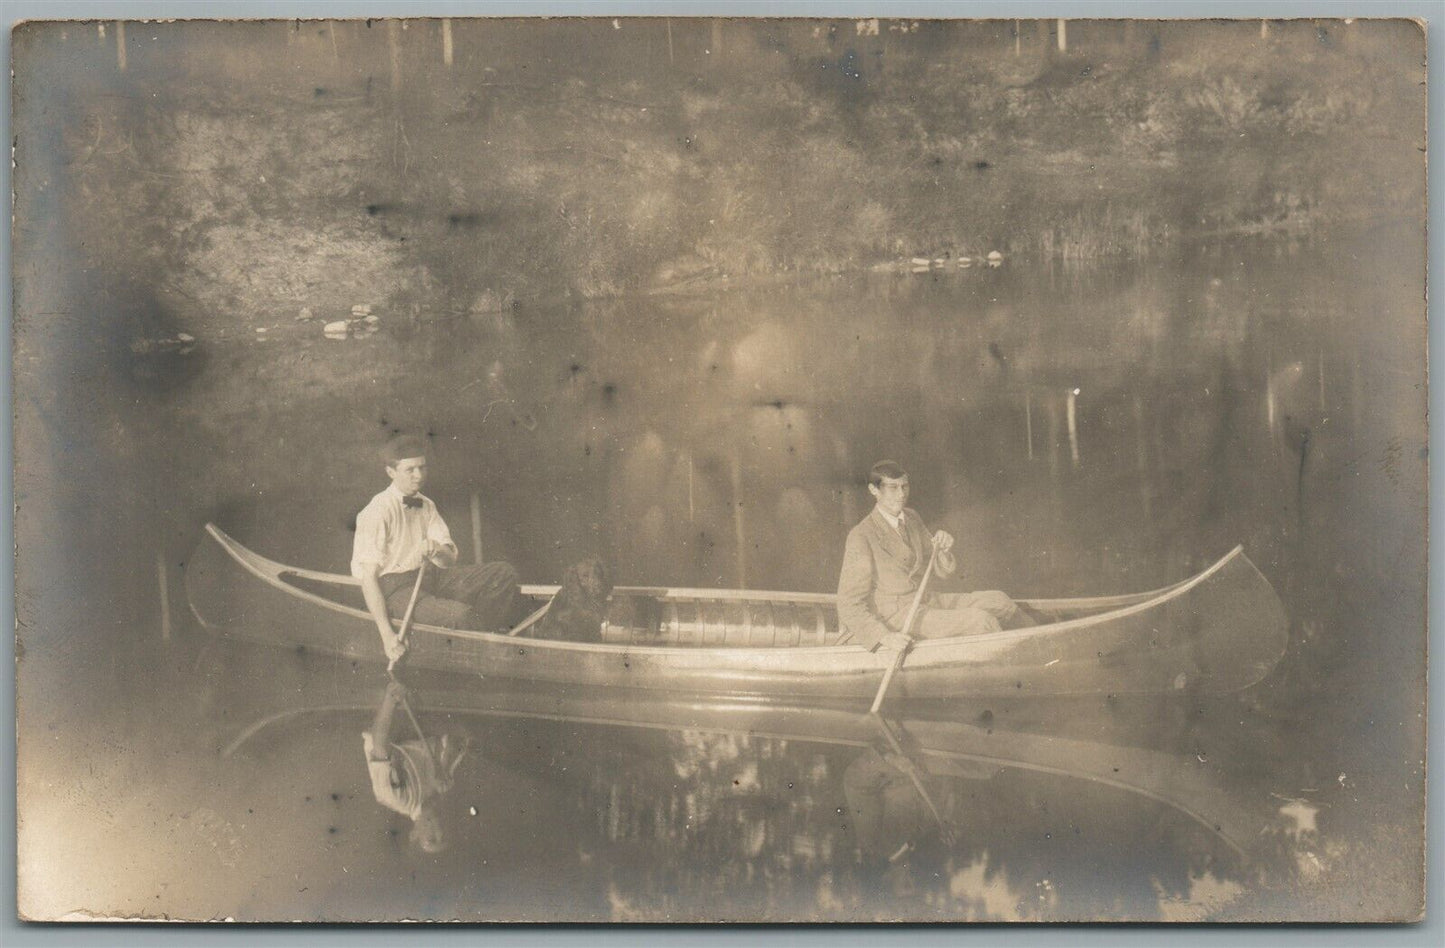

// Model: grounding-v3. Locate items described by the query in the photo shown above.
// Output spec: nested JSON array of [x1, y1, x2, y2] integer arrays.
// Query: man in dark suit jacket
[[837, 460, 1022, 651]]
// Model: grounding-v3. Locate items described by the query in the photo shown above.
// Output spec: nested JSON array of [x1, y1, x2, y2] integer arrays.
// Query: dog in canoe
[[532, 557, 613, 642]]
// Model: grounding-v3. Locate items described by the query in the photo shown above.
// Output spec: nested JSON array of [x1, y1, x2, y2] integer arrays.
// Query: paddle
[[387, 560, 427, 673], [868, 544, 939, 714], [507, 596, 554, 637], [874, 714, 955, 846]]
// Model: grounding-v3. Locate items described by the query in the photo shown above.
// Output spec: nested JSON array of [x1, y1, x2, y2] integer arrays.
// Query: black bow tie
[[402, 495, 423, 509]]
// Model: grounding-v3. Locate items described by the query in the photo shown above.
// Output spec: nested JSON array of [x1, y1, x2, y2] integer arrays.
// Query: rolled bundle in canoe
[[602, 596, 843, 648]]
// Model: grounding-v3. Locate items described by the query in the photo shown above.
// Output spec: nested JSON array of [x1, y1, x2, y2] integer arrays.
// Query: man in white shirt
[[836, 460, 1024, 652], [352, 434, 518, 664]]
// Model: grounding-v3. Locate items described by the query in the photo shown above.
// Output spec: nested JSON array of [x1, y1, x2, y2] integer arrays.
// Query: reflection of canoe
[[186, 523, 1287, 701], [225, 685, 1270, 858]]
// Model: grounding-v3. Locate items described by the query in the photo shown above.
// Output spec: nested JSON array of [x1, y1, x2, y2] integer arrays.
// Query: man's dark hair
[[381, 434, 429, 467], [868, 460, 907, 488]]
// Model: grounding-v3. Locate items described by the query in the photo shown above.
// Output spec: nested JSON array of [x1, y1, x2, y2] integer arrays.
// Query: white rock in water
[[987, 250, 1004, 262], [323, 320, 350, 335], [176, 332, 195, 343], [298, 307, 314, 321], [364, 314, 379, 324], [351, 304, 372, 316]]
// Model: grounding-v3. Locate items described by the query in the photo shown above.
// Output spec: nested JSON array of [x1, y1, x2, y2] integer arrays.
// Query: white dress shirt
[[351, 485, 456, 579]]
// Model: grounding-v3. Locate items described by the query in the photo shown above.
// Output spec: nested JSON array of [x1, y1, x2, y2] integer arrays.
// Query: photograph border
[[3, 0, 1439, 944]]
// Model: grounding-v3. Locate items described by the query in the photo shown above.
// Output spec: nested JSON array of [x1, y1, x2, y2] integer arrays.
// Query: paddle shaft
[[387, 559, 428, 672], [507, 597, 553, 637], [868, 546, 938, 714]]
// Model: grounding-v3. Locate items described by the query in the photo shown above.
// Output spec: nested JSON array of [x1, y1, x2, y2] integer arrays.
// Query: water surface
[[16, 229, 1426, 921]]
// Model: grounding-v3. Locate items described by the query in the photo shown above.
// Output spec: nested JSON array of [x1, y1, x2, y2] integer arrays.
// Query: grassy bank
[[16, 18, 1424, 334]]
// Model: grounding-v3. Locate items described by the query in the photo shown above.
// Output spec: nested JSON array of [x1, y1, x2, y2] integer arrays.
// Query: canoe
[[185, 523, 1288, 701], [223, 685, 1276, 860]]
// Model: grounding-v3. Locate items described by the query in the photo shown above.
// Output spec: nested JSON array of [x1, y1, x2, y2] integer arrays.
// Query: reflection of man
[[843, 741, 997, 898], [844, 748, 935, 864], [363, 678, 469, 853], [837, 460, 1026, 652], [842, 747, 952, 898]]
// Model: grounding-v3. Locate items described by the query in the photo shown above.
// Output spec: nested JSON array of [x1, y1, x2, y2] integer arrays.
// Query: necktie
[[897, 517, 916, 570], [403, 495, 423, 509]]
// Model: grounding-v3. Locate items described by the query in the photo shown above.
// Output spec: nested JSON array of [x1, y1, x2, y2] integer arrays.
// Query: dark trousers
[[379, 562, 519, 631]]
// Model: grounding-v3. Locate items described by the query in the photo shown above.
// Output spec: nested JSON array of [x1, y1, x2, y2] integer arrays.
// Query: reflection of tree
[[563, 267, 1303, 596], [220, 668, 1344, 921], [510, 717, 1290, 921], [533, 727, 855, 919]]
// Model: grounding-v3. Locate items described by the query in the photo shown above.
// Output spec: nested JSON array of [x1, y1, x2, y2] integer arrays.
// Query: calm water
[[16, 229, 1426, 920]]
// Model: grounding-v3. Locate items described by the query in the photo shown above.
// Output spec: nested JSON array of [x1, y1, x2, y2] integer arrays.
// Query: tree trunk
[[730, 446, 747, 587], [388, 20, 403, 92]]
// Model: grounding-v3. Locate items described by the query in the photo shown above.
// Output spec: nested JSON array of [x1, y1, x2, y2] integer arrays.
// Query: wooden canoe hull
[[185, 524, 1288, 700]]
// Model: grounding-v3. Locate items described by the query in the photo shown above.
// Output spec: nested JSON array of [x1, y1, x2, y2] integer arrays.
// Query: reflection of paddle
[[875, 715, 954, 846], [387, 560, 427, 673], [394, 688, 440, 770], [383, 660, 442, 769], [869, 545, 938, 714]]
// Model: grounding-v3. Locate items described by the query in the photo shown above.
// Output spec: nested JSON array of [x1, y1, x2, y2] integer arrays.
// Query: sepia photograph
[[11, 13, 1429, 923]]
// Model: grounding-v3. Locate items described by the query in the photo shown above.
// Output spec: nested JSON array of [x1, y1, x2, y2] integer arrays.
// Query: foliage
[[32, 18, 1424, 324]]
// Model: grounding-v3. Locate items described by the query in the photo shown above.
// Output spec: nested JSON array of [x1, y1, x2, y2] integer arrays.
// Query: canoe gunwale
[[250, 531, 1192, 613], [200, 523, 1248, 662]]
